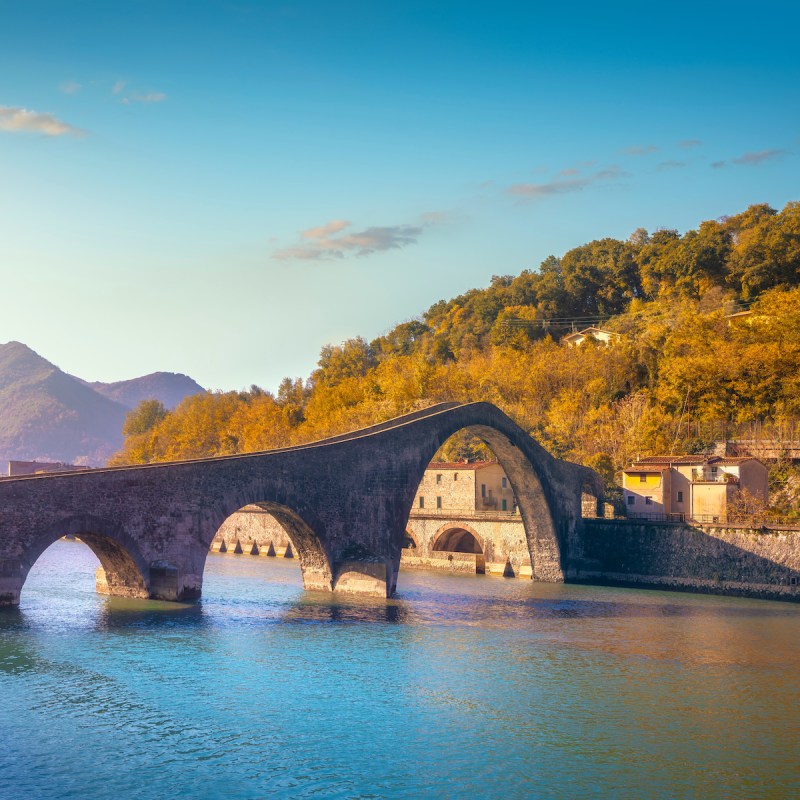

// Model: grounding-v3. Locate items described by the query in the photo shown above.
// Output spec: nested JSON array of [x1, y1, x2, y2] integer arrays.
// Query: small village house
[[562, 327, 621, 347], [622, 455, 768, 522]]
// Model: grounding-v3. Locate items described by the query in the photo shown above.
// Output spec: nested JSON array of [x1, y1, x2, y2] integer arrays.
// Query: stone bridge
[[0, 402, 602, 605]]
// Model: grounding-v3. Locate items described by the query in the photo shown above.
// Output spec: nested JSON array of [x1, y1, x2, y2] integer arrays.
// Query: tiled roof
[[636, 455, 707, 465], [632, 454, 760, 468], [622, 465, 670, 473], [427, 461, 497, 471]]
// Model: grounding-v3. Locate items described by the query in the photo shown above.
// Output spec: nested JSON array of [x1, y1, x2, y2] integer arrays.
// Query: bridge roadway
[[0, 402, 602, 604]]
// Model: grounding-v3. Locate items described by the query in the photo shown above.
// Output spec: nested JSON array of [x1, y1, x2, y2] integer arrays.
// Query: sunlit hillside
[[111, 202, 800, 514]]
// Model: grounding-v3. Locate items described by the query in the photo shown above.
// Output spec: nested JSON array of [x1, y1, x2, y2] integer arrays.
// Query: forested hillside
[[112, 201, 800, 510]]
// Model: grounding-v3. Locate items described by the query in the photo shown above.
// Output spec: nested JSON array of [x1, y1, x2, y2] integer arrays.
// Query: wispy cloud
[[678, 139, 702, 149], [0, 106, 84, 137], [732, 149, 786, 165], [420, 210, 450, 224], [624, 144, 659, 156], [129, 91, 167, 104], [300, 219, 349, 240], [272, 246, 331, 261], [658, 160, 687, 171], [113, 79, 166, 104], [507, 166, 627, 201], [557, 160, 595, 177], [712, 149, 787, 169], [274, 215, 441, 261], [60, 80, 81, 95]]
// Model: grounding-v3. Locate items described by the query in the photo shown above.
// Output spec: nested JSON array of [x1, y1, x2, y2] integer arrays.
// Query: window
[[481, 484, 486, 497], [677, 491, 684, 503], [627, 495, 635, 506], [453, 473, 458, 481], [436, 474, 442, 484], [639, 474, 647, 483], [501, 499, 507, 511], [645, 496, 653, 506], [436, 496, 442, 509], [419, 496, 424, 509], [501, 477, 507, 488]]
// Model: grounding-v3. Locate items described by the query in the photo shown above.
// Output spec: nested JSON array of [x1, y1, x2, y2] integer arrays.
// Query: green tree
[[726, 202, 800, 297], [122, 399, 168, 437]]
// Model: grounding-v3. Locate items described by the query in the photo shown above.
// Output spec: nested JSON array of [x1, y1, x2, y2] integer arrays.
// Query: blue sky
[[1, 0, 798, 390]]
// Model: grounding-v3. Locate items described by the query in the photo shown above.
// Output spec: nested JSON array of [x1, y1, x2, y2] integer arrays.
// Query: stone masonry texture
[[0, 402, 600, 604]]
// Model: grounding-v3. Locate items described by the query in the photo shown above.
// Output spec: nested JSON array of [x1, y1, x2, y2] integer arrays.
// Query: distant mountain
[[89, 372, 204, 411], [0, 341, 204, 467]]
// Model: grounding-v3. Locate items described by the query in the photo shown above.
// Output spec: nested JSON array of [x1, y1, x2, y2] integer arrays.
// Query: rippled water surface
[[1, 540, 800, 799]]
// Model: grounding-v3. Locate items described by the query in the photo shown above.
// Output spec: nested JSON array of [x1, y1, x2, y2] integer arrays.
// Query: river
[[1, 539, 799, 799]]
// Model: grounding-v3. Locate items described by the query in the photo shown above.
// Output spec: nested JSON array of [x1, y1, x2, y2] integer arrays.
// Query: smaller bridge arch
[[9, 513, 150, 604], [200, 491, 335, 595]]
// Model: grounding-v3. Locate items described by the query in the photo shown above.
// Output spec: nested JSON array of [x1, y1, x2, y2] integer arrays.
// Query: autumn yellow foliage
[[111, 202, 800, 510]]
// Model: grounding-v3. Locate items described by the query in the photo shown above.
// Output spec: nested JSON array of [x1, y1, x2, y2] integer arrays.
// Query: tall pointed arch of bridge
[[391, 402, 598, 593], [7, 513, 150, 605]]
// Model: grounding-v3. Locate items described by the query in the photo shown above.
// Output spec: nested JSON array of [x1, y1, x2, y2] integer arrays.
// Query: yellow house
[[622, 455, 768, 522]]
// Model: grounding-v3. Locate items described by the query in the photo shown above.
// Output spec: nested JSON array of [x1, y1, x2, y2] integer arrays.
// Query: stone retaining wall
[[580, 518, 800, 601]]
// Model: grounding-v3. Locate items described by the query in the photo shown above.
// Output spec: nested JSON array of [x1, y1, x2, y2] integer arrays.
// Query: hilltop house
[[562, 327, 621, 347], [622, 455, 768, 522]]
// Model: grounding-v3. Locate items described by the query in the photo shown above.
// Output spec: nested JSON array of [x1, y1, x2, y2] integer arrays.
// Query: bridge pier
[[0, 560, 22, 606], [145, 562, 202, 602], [332, 559, 395, 598], [95, 566, 151, 599], [299, 565, 334, 593]]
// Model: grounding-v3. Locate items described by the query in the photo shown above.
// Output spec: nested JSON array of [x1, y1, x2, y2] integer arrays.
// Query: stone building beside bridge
[[403, 461, 531, 576]]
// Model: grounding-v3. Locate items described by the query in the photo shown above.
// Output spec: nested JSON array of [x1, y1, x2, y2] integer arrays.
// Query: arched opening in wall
[[430, 525, 487, 575], [204, 502, 332, 597], [432, 527, 483, 554], [19, 523, 149, 607], [210, 504, 300, 560], [399, 423, 555, 586], [402, 531, 418, 550]]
